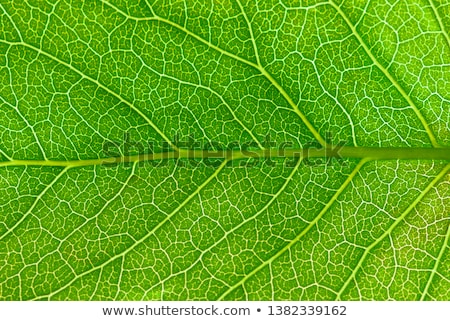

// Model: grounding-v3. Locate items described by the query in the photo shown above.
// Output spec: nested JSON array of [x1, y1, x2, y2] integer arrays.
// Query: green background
[[0, 0, 449, 300]]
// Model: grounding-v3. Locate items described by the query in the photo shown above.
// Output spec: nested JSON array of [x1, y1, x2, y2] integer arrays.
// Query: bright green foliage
[[0, 0, 449, 300]]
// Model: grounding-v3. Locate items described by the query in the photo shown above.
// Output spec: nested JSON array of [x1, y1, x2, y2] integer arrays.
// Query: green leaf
[[0, 0, 449, 300]]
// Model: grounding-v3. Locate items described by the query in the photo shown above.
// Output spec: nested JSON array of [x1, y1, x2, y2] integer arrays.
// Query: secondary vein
[[329, 0, 440, 148]]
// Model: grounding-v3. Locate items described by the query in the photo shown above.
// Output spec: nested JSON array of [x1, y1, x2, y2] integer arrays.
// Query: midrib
[[1, 146, 450, 168]]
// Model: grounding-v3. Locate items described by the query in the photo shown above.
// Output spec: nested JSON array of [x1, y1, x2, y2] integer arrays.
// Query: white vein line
[[133, 59, 264, 149], [0, 40, 178, 151], [31, 160, 228, 300], [50, 163, 138, 263], [421, 217, 450, 300], [0, 2, 23, 42], [336, 162, 450, 299], [428, 0, 450, 49], [142, 156, 305, 297], [0, 167, 69, 242], [328, 0, 440, 148], [0, 38, 48, 159], [234, 0, 261, 66], [217, 158, 369, 300], [99, 0, 327, 146]]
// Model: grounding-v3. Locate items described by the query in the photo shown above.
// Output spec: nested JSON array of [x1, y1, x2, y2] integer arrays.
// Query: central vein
[[1, 147, 449, 168]]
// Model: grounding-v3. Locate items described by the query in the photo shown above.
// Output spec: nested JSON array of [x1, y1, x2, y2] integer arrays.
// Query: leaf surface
[[0, 0, 449, 300]]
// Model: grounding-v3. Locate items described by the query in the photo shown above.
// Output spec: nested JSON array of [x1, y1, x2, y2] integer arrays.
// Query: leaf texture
[[0, 0, 449, 300]]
